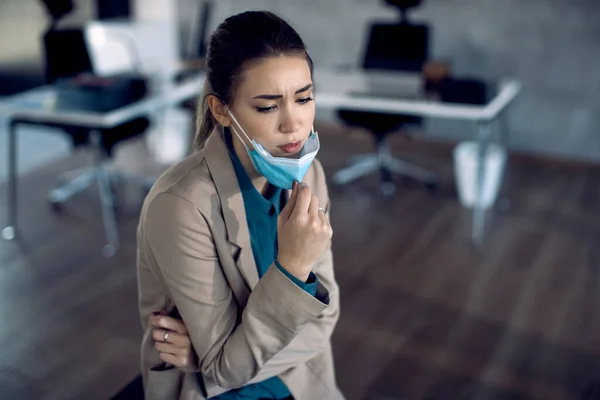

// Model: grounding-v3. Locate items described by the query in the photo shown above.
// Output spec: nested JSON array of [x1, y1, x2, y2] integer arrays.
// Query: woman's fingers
[[158, 352, 189, 368], [318, 206, 328, 223], [154, 337, 193, 368], [149, 315, 188, 334], [154, 341, 182, 356], [319, 210, 333, 238], [308, 194, 319, 217], [291, 183, 313, 217], [149, 314, 196, 371], [279, 180, 300, 221], [153, 332, 196, 370], [152, 328, 191, 348]]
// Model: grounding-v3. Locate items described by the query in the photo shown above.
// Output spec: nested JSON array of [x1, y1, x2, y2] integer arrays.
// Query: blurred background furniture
[[2, 0, 204, 256], [0, 72, 204, 256], [40, 0, 151, 208], [314, 68, 520, 244], [42, 26, 151, 212], [334, 0, 439, 195]]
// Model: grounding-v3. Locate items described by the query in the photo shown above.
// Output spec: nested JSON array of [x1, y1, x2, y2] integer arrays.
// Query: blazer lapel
[[204, 128, 260, 290]]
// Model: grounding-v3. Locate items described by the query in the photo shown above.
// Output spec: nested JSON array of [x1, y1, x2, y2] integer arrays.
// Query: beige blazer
[[137, 128, 344, 400]]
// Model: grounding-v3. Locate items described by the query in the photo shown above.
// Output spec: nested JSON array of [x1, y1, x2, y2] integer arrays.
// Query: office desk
[[2, 69, 520, 251], [313, 69, 522, 245], [1, 73, 204, 256]]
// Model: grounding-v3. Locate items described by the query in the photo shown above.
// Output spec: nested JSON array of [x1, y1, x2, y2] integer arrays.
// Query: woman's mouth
[[278, 140, 303, 154]]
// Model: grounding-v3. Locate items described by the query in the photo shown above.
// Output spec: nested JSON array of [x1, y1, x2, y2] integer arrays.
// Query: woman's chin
[[282, 151, 302, 159]]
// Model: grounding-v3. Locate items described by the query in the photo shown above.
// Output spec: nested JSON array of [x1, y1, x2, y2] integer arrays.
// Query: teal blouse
[[211, 130, 318, 399]]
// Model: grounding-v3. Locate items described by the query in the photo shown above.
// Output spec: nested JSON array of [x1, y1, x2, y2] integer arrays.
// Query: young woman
[[137, 10, 343, 400]]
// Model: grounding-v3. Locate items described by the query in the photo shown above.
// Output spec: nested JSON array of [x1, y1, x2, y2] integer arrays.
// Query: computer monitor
[[363, 23, 429, 72], [84, 20, 179, 78]]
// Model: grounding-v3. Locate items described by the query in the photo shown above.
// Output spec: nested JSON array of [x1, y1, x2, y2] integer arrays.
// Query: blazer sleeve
[[144, 192, 329, 390], [249, 242, 339, 383], [248, 180, 340, 383]]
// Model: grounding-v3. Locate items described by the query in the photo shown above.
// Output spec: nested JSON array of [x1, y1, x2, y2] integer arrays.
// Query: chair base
[[48, 165, 154, 257], [333, 143, 439, 196], [48, 168, 153, 206]]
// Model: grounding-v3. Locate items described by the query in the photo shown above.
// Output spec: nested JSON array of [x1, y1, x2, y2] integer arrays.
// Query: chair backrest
[[39, 0, 74, 23], [42, 28, 93, 83], [339, 21, 430, 131], [84, 22, 140, 77], [362, 22, 429, 72], [84, 21, 179, 79]]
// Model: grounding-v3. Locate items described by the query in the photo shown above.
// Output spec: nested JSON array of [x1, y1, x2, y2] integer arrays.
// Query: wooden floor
[[1, 125, 599, 400]]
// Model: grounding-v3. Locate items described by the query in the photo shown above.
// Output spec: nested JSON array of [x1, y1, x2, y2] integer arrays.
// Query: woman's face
[[228, 55, 315, 158]]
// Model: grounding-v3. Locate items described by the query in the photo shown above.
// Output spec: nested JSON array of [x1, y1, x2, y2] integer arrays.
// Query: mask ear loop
[[225, 106, 255, 150]]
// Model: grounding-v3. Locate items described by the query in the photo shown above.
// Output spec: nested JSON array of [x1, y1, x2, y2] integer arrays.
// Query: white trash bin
[[453, 141, 506, 209]]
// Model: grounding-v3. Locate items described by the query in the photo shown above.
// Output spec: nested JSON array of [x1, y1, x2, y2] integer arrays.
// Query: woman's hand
[[149, 313, 197, 372], [277, 181, 333, 282]]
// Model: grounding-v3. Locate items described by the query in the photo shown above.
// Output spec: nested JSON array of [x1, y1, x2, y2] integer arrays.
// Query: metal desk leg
[[472, 121, 492, 246], [2, 121, 18, 241], [90, 130, 119, 257], [496, 110, 511, 212], [498, 110, 510, 151]]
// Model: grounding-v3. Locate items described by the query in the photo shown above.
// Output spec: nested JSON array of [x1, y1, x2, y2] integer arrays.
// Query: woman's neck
[[232, 133, 269, 195]]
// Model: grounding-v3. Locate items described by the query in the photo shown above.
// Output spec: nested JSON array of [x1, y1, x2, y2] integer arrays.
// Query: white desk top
[[0, 74, 205, 129], [313, 68, 521, 121], [0, 69, 521, 128]]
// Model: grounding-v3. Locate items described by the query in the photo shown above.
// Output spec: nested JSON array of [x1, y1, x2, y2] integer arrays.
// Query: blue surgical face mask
[[226, 108, 320, 190]]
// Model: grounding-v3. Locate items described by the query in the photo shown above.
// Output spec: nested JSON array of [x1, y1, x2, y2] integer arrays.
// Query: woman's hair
[[192, 10, 314, 151]]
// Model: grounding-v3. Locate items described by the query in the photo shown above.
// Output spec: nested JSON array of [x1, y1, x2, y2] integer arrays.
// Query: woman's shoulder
[[144, 150, 218, 214], [305, 157, 329, 199]]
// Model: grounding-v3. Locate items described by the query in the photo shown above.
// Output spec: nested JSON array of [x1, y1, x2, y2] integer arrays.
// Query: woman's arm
[[249, 241, 339, 383], [150, 246, 338, 381], [150, 205, 339, 382], [246, 164, 340, 381], [144, 192, 329, 390]]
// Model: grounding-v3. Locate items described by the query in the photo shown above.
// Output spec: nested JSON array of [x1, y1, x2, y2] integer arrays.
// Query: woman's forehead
[[238, 56, 312, 96]]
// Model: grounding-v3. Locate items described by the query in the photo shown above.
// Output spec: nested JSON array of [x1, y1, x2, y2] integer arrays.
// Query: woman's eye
[[256, 105, 277, 113], [255, 97, 313, 112], [297, 97, 314, 104]]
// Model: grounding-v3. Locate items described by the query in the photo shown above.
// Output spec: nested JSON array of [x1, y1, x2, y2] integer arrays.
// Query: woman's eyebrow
[[252, 83, 313, 100], [294, 83, 313, 94]]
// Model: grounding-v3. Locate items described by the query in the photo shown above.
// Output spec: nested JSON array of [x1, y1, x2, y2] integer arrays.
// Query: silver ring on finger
[[318, 207, 326, 213], [163, 331, 169, 343]]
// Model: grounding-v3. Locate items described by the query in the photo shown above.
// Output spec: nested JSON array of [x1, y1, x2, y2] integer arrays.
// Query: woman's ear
[[207, 95, 231, 127]]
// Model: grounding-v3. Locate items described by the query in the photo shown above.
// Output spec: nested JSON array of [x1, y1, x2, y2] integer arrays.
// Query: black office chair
[[40, 26, 151, 256], [333, 1, 439, 195]]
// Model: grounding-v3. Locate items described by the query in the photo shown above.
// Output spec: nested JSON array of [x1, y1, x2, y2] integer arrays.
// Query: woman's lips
[[278, 140, 303, 154]]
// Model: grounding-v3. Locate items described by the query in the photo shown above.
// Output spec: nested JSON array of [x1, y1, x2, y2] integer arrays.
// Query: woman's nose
[[279, 107, 301, 134]]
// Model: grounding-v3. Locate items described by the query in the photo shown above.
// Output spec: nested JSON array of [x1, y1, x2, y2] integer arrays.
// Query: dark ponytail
[[192, 10, 314, 151], [193, 80, 217, 151]]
